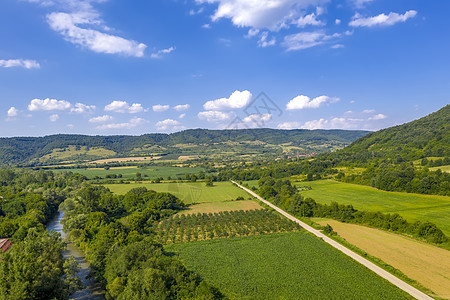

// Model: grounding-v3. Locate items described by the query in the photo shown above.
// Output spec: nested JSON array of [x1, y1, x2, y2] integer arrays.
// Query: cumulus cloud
[[286, 95, 339, 110], [277, 121, 301, 129], [150, 47, 175, 59], [203, 90, 252, 111], [28, 98, 72, 111], [96, 117, 147, 130], [198, 111, 233, 122], [283, 30, 340, 51], [0, 59, 40, 69], [71, 103, 96, 114], [349, 10, 417, 27], [196, 0, 327, 31], [49, 114, 60, 122], [89, 115, 113, 123], [295, 7, 325, 27], [368, 113, 387, 120], [153, 104, 170, 112], [7, 107, 19, 117], [105, 101, 145, 113], [242, 114, 272, 127], [173, 104, 190, 111], [155, 119, 184, 131]]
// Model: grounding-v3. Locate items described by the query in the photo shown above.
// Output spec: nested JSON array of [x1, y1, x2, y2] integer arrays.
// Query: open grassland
[[166, 232, 408, 299], [37, 145, 116, 162], [315, 219, 450, 299], [178, 200, 262, 215], [53, 165, 206, 180], [298, 180, 450, 236], [89, 156, 162, 163], [103, 181, 249, 204], [430, 165, 450, 173]]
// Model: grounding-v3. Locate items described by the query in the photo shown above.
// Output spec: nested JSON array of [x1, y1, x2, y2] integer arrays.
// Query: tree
[[0, 228, 81, 300]]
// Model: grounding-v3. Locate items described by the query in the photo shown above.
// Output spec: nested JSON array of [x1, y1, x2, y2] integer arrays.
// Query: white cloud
[[97, 117, 147, 130], [352, 0, 374, 8], [349, 10, 417, 28], [331, 44, 344, 49], [242, 114, 272, 127], [71, 103, 96, 114], [155, 118, 184, 131], [197, 0, 327, 31], [245, 28, 260, 38], [202, 23, 211, 29], [295, 8, 325, 27], [204, 90, 252, 110], [173, 104, 190, 111], [7, 107, 19, 117], [179, 113, 186, 119], [0, 59, 40, 69], [153, 104, 170, 112], [335, 19, 341, 25], [198, 111, 233, 122], [301, 117, 359, 129], [28, 98, 72, 111], [150, 47, 175, 59], [286, 95, 339, 110], [49, 114, 60, 122], [45, 7, 146, 57], [362, 109, 375, 113], [89, 115, 113, 123], [368, 113, 387, 120], [282, 30, 340, 51], [105, 101, 145, 113], [258, 32, 276, 47], [277, 121, 301, 129]]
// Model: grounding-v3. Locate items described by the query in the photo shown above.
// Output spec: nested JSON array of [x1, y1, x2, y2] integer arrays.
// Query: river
[[47, 211, 106, 300]]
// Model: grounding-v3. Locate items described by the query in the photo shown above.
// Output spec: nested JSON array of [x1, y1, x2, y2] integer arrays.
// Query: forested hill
[[336, 105, 450, 162], [0, 128, 369, 165]]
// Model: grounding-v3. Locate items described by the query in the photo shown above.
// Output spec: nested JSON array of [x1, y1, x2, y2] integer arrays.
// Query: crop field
[[52, 165, 206, 181], [297, 180, 450, 236], [178, 200, 262, 215], [103, 181, 249, 204], [315, 219, 450, 298], [166, 232, 408, 299], [155, 209, 300, 244], [89, 156, 162, 163]]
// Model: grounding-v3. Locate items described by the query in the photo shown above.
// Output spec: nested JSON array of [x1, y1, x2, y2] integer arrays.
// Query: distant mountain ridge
[[0, 128, 369, 165]]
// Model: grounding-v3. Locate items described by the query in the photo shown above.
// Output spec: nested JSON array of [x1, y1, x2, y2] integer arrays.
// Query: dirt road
[[231, 181, 434, 300]]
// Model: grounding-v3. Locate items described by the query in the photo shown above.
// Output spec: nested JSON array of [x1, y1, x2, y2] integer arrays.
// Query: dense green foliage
[[61, 186, 222, 299], [167, 232, 408, 299], [0, 169, 87, 299], [154, 209, 301, 244], [0, 229, 81, 300], [254, 178, 448, 244], [337, 105, 450, 161], [0, 128, 368, 165]]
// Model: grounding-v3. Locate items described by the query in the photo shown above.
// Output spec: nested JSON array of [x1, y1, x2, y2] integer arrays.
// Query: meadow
[[52, 165, 206, 181], [167, 232, 408, 299], [296, 180, 450, 236], [103, 181, 250, 204], [315, 219, 450, 299]]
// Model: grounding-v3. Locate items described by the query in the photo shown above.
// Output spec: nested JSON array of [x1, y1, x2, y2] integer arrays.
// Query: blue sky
[[0, 0, 449, 136]]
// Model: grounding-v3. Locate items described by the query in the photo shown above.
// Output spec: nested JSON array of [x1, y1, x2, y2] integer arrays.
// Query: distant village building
[[0, 238, 12, 253]]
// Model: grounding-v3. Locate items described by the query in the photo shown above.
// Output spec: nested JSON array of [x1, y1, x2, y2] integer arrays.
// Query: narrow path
[[231, 181, 434, 300]]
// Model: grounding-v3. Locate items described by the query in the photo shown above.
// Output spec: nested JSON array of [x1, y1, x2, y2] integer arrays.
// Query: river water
[[47, 211, 106, 300]]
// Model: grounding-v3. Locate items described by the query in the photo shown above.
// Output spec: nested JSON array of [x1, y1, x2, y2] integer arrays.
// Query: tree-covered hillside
[[0, 128, 369, 165], [338, 105, 449, 162]]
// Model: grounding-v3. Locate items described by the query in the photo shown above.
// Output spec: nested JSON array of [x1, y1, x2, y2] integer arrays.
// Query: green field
[[430, 165, 450, 173], [52, 165, 206, 180], [297, 180, 450, 236], [103, 181, 250, 204], [167, 232, 408, 299]]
